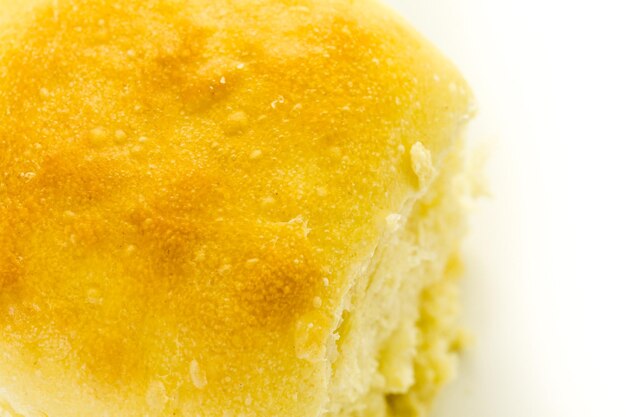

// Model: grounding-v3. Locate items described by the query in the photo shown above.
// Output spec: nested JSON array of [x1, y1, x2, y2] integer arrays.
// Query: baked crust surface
[[0, 1, 472, 416]]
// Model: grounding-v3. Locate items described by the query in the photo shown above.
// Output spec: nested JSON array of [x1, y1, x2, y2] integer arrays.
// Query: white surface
[[383, 1, 626, 416]]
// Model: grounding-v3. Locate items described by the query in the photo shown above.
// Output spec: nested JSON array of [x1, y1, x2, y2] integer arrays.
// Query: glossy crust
[[0, 1, 472, 416]]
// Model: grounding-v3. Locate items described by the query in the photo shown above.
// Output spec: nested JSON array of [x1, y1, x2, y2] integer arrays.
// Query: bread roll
[[0, 1, 474, 416]]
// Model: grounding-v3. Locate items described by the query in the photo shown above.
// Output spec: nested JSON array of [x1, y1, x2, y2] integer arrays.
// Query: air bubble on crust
[[125, 245, 137, 256], [261, 196, 276, 206], [19, 172, 36, 181], [86, 287, 103, 305], [114, 129, 127, 143], [218, 264, 232, 275], [224, 111, 249, 135], [189, 359, 208, 389], [410, 141, 435, 195], [270, 95, 285, 109], [89, 127, 108, 145], [245, 258, 260, 268], [315, 186, 328, 197]]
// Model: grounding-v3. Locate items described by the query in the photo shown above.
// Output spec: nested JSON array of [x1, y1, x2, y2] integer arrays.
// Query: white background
[[384, 1, 626, 416]]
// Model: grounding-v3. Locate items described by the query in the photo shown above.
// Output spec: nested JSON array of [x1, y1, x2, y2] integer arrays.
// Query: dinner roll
[[0, 0, 474, 416]]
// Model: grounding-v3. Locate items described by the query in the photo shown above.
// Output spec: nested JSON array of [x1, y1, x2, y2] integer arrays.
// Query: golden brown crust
[[0, 1, 472, 416]]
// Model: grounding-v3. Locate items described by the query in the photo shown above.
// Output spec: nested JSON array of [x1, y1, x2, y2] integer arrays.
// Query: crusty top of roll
[[0, 0, 472, 416]]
